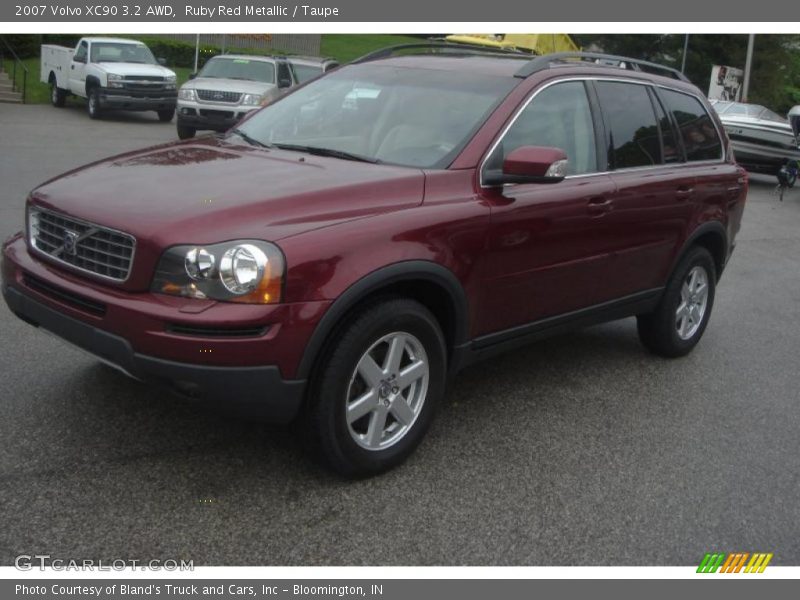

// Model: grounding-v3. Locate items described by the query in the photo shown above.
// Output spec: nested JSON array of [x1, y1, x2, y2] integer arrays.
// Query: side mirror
[[73, 55, 86, 64], [157, 57, 167, 66], [188, 72, 197, 80], [484, 146, 569, 186], [278, 77, 292, 89]]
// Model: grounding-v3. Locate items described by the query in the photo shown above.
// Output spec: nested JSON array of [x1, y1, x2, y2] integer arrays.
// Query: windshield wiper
[[272, 143, 380, 164], [228, 128, 273, 150]]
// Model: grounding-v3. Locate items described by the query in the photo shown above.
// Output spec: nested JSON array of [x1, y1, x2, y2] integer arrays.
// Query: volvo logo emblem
[[62, 230, 79, 256]]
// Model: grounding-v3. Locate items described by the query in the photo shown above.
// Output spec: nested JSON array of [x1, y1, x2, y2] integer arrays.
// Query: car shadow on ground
[[58, 99, 174, 124]]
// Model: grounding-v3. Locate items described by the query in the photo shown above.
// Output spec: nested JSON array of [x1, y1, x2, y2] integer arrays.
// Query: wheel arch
[[85, 75, 101, 94], [674, 221, 728, 281], [295, 261, 470, 381]]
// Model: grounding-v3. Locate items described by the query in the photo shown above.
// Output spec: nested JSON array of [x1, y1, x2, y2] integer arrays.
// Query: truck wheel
[[176, 124, 196, 140], [87, 88, 102, 119], [157, 109, 174, 122], [50, 81, 66, 107], [637, 246, 716, 358], [307, 298, 447, 477]]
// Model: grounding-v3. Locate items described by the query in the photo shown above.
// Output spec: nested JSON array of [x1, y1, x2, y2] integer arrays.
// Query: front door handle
[[676, 186, 694, 201], [587, 196, 613, 216]]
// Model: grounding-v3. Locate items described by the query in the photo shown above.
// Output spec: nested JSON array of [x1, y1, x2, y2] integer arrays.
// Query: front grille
[[196, 89, 242, 103], [166, 323, 268, 338], [23, 274, 107, 316], [29, 208, 135, 282], [123, 82, 168, 92]]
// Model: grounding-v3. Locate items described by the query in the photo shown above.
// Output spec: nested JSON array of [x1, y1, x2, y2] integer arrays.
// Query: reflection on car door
[[475, 80, 617, 336]]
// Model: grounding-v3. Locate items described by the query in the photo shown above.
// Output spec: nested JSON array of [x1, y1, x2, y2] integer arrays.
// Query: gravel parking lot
[[1, 103, 799, 566]]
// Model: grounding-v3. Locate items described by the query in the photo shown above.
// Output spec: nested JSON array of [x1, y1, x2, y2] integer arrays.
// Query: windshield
[[199, 57, 276, 84], [233, 64, 518, 168], [91, 42, 156, 64]]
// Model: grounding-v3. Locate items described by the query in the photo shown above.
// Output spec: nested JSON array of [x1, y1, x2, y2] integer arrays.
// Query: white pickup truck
[[41, 37, 178, 121]]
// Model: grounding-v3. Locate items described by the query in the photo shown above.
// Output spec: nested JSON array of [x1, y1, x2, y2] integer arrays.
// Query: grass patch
[[320, 34, 422, 62], [2, 34, 425, 104]]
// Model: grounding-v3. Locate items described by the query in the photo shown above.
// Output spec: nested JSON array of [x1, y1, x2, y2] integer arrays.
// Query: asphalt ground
[[1, 102, 799, 566]]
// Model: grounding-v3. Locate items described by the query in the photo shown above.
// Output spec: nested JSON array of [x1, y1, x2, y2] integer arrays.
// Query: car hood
[[29, 136, 425, 290], [182, 77, 277, 95], [95, 62, 176, 79]]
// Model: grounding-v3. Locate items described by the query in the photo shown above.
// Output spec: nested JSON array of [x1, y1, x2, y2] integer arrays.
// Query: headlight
[[178, 87, 196, 101], [107, 73, 123, 88], [152, 240, 284, 304], [165, 75, 177, 90], [241, 93, 263, 106]]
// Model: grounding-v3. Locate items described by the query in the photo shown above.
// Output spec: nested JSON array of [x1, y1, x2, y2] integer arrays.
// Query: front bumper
[[100, 88, 177, 112], [177, 100, 257, 131], [2, 236, 329, 422]]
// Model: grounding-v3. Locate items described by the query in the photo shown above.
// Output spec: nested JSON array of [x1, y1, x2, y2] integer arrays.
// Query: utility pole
[[742, 34, 755, 102], [193, 33, 200, 73], [681, 34, 690, 73]]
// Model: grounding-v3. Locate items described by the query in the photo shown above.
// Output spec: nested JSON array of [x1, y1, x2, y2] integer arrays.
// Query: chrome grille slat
[[28, 207, 136, 282], [196, 89, 242, 103]]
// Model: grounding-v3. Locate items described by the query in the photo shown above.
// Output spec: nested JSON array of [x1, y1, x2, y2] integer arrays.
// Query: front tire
[[87, 88, 102, 119], [307, 298, 447, 477], [637, 246, 716, 357], [176, 123, 196, 139]]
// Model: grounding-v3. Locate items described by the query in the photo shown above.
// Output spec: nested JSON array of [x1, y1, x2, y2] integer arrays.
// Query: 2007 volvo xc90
[[2, 45, 747, 476]]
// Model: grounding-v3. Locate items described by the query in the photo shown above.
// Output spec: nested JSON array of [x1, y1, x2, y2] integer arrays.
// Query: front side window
[[595, 81, 662, 169], [487, 81, 598, 176], [290, 63, 324, 84], [74, 41, 87, 62], [660, 89, 723, 162]]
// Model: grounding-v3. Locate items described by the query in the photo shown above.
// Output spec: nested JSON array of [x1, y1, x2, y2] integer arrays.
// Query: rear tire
[[157, 109, 174, 122], [306, 298, 447, 477], [637, 246, 716, 357], [176, 124, 196, 140], [87, 88, 102, 119], [50, 80, 66, 107]]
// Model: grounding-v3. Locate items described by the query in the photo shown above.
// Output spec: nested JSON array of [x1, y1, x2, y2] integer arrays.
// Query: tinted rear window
[[595, 81, 662, 169], [660, 89, 723, 162]]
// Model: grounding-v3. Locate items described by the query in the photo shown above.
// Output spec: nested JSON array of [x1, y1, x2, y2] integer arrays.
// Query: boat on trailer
[[711, 100, 800, 174]]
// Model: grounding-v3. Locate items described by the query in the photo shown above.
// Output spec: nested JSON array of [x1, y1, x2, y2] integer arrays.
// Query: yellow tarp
[[445, 34, 579, 55]]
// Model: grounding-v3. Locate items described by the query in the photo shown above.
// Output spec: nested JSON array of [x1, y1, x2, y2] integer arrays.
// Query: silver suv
[[176, 54, 295, 139]]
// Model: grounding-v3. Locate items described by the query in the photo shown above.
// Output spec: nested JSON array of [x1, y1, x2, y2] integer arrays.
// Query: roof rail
[[514, 51, 690, 82], [352, 42, 527, 64]]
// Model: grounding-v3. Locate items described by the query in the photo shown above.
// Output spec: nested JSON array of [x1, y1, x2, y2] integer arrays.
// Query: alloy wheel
[[345, 331, 429, 451]]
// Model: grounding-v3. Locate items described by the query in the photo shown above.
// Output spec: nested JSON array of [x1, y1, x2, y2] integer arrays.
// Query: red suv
[[2, 46, 747, 476]]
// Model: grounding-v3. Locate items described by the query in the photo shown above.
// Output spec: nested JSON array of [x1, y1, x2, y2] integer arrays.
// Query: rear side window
[[660, 89, 723, 162], [595, 81, 662, 169], [491, 81, 598, 175]]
